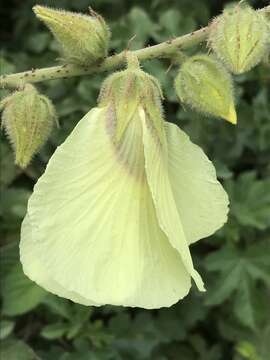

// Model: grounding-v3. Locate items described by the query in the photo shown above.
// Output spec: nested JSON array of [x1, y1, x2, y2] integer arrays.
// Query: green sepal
[[174, 54, 237, 124], [33, 6, 110, 66], [208, 5, 270, 74], [1, 84, 57, 168], [98, 53, 165, 144]]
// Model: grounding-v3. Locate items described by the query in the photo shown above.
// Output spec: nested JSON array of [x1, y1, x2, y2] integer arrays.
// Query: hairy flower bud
[[208, 5, 269, 74], [98, 52, 165, 145], [1, 85, 57, 168], [174, 54, 237, 124], [33, 6, 110, 66]]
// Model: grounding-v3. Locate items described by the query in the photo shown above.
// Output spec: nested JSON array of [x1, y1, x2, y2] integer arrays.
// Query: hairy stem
[[1, 5, 269, 89]]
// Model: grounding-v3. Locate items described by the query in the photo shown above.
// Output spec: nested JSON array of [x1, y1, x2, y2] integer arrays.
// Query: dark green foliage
[[0, 1, 269, 359]]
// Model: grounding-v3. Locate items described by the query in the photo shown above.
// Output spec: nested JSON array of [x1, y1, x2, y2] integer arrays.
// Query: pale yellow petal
[[20, 214, 98, 306], [140, 109, 205, 292], [166, 122, 229, 244], [23, 107, 191, 308]]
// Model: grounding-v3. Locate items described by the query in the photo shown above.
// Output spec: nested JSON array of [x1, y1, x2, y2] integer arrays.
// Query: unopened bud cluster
[[33, 6, 110, 66], [208, 5, 269, 74], [0, 85, 57, 168], [174, 54, 236, 124]]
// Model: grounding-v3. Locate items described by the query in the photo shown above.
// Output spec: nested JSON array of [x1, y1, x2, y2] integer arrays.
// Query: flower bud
[[174, 54, 237, 124], [1, 85, 57, 168], [98, 52, 165, 144], [208, 5, 269, 74], [33, 6, 110, 66]]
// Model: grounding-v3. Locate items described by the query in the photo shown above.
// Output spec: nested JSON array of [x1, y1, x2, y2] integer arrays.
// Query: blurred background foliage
[[0, 0, 270, 359]]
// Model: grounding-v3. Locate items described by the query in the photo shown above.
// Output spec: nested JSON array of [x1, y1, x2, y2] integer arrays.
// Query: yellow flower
[[20, 56, 229, 308]]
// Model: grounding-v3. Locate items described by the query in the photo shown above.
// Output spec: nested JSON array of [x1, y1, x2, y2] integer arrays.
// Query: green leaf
[[0, 339, 40, 360], [205, 241, 270, 328], [236, 341, 261, 360], [66, 306, 92, 339], [189, 334, 222, 360], [233, 276, 256, 329], [41, 323, 69, 340], [127, 7, 158, 46], [0, 142, 18, 189], [110, 7, 158, 50], [0, 242, 42, 323], [0, 188, 31, 226], [213, 159, 233, 180], [1, 263, 46, 316], [259, 325, 270, 360], [0, 57, 16, 75], [0, 320, 15, 339], [226, 172, 270, 230], [26, 32, 51, 53], [0, 242, 19, 277], [41, 294, 72, 320], [154, 9, 196, 42]]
